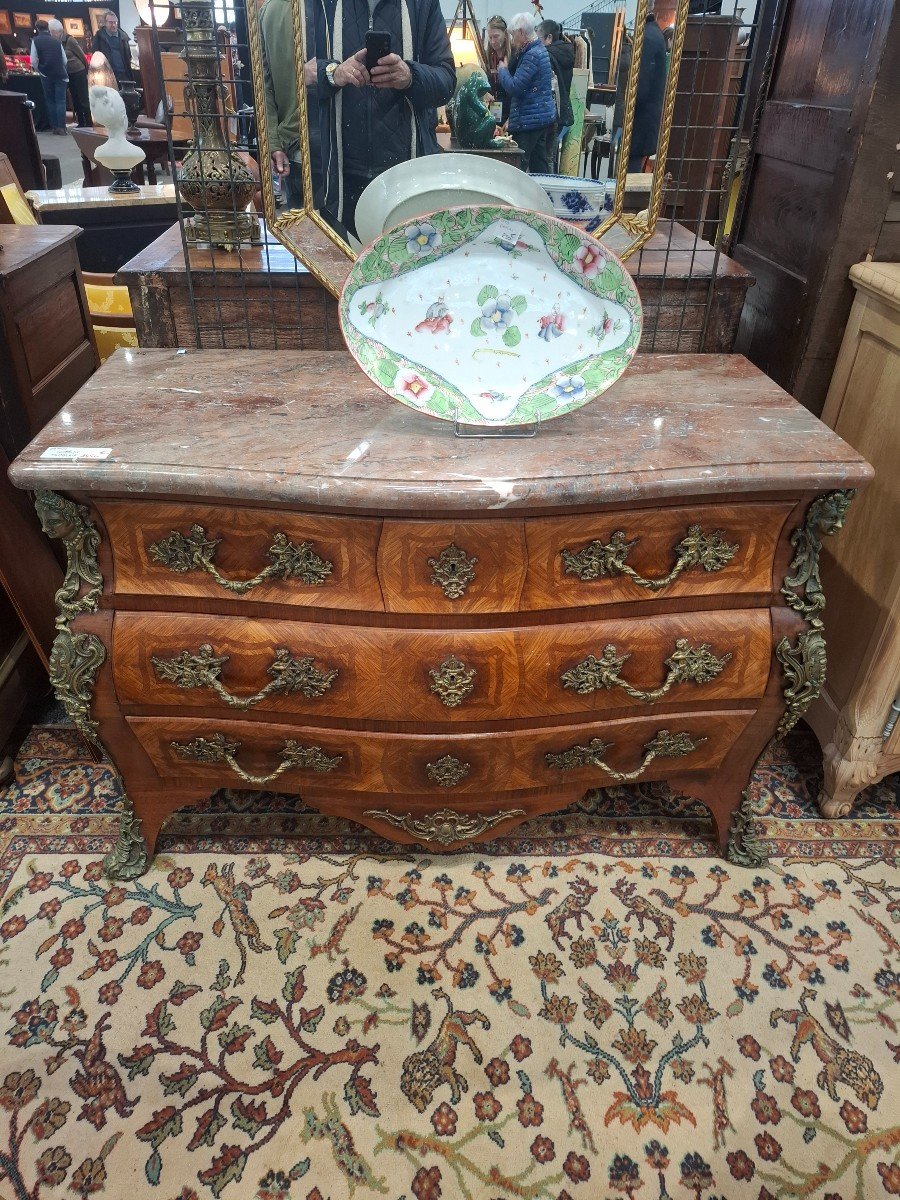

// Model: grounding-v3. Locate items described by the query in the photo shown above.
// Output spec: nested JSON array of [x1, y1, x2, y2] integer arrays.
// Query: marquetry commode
[[9, 350, 871, 879]]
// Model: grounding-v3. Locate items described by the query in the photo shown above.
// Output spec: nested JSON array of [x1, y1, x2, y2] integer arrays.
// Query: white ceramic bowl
[[354, 154, 554, 248], [532, 173, 614, 221]]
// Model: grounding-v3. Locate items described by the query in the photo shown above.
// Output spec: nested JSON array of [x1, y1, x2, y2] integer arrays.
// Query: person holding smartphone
[[314, 0, 455, 237]]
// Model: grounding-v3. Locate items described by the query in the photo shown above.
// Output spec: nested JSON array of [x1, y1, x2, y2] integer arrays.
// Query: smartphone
[[365, 29, 392, 70]]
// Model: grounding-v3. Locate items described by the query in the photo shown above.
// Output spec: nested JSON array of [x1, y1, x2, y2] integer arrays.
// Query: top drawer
[[521, 503, 791, 610], [97, 501, 385, 612]]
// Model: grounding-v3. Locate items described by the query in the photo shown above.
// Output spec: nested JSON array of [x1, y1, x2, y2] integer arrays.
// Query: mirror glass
[[246, 0, 689, 295]]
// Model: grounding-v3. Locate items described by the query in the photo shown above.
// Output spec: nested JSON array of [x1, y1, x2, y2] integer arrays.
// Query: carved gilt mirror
[[245, 0, 690, 296]]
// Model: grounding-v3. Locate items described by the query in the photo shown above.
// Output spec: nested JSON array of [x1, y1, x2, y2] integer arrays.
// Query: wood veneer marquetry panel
[[126, 708, 754, 795], [522, 503, 791, 610], [112, 608, 772, 724], [97, 501, 385, 612]]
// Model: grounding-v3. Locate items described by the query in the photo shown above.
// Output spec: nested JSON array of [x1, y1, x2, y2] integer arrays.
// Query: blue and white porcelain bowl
[[532, 174, 614, 222]]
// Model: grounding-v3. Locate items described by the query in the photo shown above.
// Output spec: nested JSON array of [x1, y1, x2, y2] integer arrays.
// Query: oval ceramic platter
[[339, 205, 642, 426]]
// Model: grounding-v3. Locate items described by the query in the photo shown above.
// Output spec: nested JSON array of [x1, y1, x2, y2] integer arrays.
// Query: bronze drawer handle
[[148, 524, 333, 594], [171, 731, 342, 784], [428, 543, 478, 599], [561, 639, 731, 703], [152, 644, 338, 710], [545, 728, 704, 782], [425, 754, 471, 787], [362, 807, 526, 844], [560, 524, 738, 591], [429, 654, 477, 708]]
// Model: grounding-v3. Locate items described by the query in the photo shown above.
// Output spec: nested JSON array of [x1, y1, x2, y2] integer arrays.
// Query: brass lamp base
[[183, 208, 262, 251]]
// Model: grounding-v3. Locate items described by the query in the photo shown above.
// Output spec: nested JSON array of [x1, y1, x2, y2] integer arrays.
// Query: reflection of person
[[537, 20, 573, 164], [60, 22, 90, 127], [91, 11, 133, 84], [628, 13, 666, 172], [497, 13, 555, 174], [485, 16, 511, 123], [314, 0, 455, 237], [259, 0, 322, 210], [30, 19, 68, 135]]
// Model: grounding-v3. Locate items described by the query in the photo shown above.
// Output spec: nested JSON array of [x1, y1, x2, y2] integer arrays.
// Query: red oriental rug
[[0, 721, 898, 1200]]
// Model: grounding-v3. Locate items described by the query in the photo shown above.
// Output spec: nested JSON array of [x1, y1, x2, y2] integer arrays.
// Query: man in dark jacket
[[30, 19, 68, 134], [628, 13, 666, 171], [497, 12, 555, 174], [91, 11, 133, 85], [314, 0, 455, 237], [537, 19, 573, 168]]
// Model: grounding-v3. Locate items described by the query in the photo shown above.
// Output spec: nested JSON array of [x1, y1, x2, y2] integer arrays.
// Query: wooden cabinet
[[806, 262, 900, 814], [0, 225, 95, 743], [115, 220, 753, 355], [8, 350, 870, 878], [0, 224, 97, 459]]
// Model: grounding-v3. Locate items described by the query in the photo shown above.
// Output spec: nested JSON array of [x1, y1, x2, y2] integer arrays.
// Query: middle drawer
[[112, 608, 771, 724]]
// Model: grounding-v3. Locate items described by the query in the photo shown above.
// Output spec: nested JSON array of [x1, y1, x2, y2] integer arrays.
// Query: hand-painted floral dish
[[339, 206, 642, 426]]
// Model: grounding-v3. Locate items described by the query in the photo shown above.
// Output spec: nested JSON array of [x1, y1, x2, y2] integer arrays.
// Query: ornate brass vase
[[177, 0, 260, 249]]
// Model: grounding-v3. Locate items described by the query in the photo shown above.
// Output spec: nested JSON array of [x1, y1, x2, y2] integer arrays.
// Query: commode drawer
[[126, 709, 754, 795], [112, 608, 772, 723], [521, 503, 792, 610], [96, 500, 385, 611]]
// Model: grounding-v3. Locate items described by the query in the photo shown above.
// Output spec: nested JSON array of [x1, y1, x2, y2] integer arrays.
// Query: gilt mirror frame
[[245, 0, 691, 297]]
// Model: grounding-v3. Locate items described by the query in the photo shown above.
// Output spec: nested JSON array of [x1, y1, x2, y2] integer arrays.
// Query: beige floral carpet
[[0, 723, 898, 1200]]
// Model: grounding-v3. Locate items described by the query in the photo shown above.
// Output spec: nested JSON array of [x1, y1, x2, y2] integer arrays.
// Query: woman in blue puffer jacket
[[497, 12, 555, 173]]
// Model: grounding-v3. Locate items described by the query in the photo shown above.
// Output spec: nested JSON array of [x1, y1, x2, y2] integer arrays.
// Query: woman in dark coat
[[628, 13, 666, 171]]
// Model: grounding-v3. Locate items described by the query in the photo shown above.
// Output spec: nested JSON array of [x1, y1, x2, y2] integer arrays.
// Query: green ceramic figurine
[[452, 70, 517, 150]]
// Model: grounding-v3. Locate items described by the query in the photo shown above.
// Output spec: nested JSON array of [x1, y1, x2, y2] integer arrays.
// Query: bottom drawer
[[126, 708, 754, 796]]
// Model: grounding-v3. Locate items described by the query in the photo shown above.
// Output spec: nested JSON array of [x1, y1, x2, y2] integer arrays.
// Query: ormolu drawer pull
[[561, 639, 731, 703], [429, 654, 477, 708], [148, 524, 333, 593], [425, 754, 471, 787], [151, 644, 338, 710], [171, 731, 342, 784], [428, 543, 478, 599], [545, 728, 703, 781], [362, 807, 526, 845], [560, 525, 738, 591]]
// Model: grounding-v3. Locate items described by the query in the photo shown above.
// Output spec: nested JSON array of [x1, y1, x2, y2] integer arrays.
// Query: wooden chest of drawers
[[9, 350, 871, 879]]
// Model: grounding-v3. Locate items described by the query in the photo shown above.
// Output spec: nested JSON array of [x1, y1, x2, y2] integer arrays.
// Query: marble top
[[9, 350, 872, 512], [26, 184, 178, 212]]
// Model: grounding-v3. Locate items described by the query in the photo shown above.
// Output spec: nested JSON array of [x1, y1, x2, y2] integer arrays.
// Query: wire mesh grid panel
[[137, 0, 765, 353]]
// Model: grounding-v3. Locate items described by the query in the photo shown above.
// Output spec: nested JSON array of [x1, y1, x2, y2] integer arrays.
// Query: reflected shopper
[[314, 0, 455, 237], [59, 19, 90, 128], [497, 13, 555, 174], [91, 11, 133, 85], [260, 0, 323, 209]]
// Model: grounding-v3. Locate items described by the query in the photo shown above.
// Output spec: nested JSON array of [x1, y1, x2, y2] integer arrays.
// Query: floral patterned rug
[[1, 722, 898, 1200]]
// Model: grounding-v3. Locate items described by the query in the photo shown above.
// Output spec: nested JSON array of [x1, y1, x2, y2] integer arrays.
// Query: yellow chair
[[82, 272, 139, 364]]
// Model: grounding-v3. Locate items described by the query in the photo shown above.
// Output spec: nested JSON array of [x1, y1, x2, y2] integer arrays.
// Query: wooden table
[[116, 219, 752, 354], [9, 350, 870, 878], [27, 182, 181, 274], [27, 184, 181, 274], [71, 126, 174, 188]]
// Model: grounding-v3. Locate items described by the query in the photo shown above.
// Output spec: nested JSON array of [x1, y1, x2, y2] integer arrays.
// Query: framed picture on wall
[[88, 7, 107, 34], [0, 12, 11, 34], [13, 11, 33, 27], [64, 17, 85, 35], [36, 13, 54, 23]]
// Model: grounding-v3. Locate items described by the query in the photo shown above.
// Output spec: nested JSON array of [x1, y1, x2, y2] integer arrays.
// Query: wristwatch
[[325, 60, 341, 88]]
